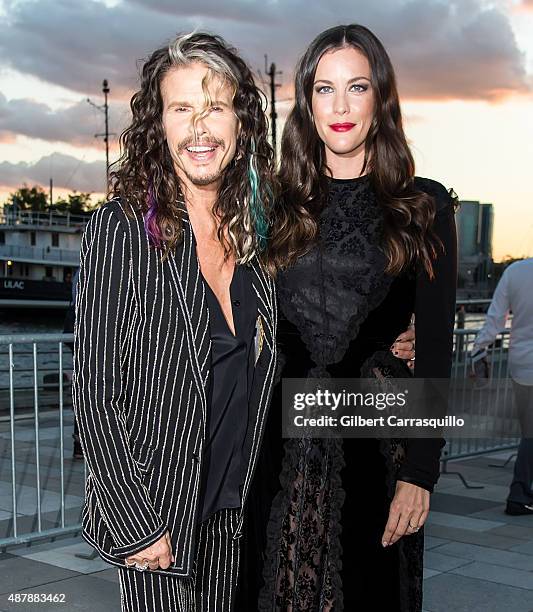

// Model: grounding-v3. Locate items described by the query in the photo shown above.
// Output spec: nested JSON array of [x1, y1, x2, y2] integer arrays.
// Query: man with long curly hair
[[72, 31, 277, 611]]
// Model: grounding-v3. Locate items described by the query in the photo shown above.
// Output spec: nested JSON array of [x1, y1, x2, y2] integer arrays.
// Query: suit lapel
[[238, 255, 277, 515], [165, 205, 211, 419]]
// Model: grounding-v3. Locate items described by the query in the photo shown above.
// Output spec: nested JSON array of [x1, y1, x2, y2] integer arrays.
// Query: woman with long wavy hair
[[237, 24, 457, 611]]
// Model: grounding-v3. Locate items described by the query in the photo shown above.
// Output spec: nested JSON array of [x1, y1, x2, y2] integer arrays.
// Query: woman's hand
[[390, 319, 416, 370], [381, 480, 429, 547]]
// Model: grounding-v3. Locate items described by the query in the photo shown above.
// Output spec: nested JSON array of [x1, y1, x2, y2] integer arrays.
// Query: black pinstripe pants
[[118, 508, 240, 612]]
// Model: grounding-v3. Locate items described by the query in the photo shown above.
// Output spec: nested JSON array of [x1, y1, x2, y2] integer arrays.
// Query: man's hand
[[391, 323, 416, 370], [125, 531, 174, 571], [468, 348, 490, 381], [381, 480, 429, 547]]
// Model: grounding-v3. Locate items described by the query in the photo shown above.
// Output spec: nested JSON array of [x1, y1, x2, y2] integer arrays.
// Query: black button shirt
[[198, 265, 257, 523]]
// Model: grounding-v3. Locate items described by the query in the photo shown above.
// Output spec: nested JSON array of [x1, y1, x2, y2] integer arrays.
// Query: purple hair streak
[[144, 186, 165, 249]]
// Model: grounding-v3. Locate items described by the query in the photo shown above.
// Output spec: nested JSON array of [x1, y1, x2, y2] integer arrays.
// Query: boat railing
[[0, 209, 90, 229], [0, 244, 80, 265]]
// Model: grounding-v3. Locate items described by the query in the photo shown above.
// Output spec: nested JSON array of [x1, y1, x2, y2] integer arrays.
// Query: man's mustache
[[177, 136, 226, 151]]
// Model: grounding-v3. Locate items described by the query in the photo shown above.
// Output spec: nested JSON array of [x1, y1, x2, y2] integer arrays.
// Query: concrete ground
[[1, 413, 533, 611]]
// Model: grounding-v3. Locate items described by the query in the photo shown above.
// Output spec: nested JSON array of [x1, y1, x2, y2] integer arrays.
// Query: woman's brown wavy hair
[[269, 24, 440, 278], [110, 31, 275, 264]]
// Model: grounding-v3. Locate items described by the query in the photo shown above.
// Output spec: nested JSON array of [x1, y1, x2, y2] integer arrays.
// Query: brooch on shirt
[[255, 315, 265, 365]]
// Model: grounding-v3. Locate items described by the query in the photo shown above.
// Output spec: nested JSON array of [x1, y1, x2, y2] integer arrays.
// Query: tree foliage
[[52, 192, 94, 214], [4, 185, 97, 214], [6, 185, 48, 211]]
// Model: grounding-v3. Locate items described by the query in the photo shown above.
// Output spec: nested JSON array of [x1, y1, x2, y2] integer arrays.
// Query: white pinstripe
[[118, 509, 240, 611]]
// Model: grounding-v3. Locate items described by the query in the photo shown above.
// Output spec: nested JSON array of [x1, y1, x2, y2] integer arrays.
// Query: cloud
[[0, 0, 170, 99], [0, 94, 128, 148], [378, 1, 530, 100], [129, 0, 278, 25], [0, 0, 529, 104], [0, 153, 106, 193]]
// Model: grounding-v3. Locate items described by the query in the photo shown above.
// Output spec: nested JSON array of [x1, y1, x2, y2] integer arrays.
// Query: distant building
[[0, 203, 87, 308], [456, 200, 494, 296]]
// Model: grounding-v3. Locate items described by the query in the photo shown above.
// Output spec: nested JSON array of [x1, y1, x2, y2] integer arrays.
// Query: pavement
[[1, 412, 533, 611]]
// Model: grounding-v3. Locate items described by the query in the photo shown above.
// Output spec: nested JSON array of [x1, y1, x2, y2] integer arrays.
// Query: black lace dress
[[236, 175, 457, 612]]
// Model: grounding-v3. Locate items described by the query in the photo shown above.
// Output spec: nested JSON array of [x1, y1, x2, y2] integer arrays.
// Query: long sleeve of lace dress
[[396, 180, 458, 493]]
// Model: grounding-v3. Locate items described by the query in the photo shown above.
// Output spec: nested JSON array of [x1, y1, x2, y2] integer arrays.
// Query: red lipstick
[[329, 123, 356, 132]]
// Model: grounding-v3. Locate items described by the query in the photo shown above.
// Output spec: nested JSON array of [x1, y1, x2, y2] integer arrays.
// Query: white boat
[[0, 205, 89, 309]]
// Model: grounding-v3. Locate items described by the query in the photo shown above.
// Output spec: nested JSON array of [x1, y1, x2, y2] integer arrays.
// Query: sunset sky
[[1, 0, 532, 261]]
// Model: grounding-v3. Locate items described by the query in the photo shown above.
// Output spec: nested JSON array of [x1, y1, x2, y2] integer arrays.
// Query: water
[[0, 310, 71, 400], [0, 310, 66, 336]]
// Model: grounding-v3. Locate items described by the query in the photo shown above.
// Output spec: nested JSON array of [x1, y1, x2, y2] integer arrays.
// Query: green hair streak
[[247, 139, 269, 251]]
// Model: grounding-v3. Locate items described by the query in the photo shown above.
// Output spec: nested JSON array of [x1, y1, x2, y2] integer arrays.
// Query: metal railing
[[444, 328, 519, 464], [456, 299, 493, 307], [0, 333, 84, 549], [0, 210, 89, 228], [0, 244, 80, 265], [0, 326, 520, 549]]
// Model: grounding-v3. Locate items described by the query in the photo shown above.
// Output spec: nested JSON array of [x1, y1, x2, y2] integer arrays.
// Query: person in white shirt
[[472, 258, 533, 515]]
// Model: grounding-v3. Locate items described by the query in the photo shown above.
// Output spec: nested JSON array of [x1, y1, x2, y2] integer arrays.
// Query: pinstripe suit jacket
[[72, 198, 277, 577]]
